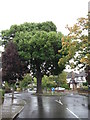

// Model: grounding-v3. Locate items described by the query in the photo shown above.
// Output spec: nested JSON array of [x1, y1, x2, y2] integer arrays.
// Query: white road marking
[[55, 99, 81, 120], [66, 108, 81, 119], [55, 100, 63, 105]]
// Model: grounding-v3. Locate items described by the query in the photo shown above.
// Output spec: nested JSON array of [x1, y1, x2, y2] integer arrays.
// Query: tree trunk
[[36, 66, 43, 94]]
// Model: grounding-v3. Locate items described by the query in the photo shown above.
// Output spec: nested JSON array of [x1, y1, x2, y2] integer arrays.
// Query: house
[[67, 71, 86, 90]]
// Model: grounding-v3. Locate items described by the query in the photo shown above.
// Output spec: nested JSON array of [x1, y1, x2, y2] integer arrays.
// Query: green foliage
[[57, 71, 67, 86], [0, 89, 5, 104], [42, 73, 69, 90], [33, 77, 37, 85], [0, 40, 2, 46], [66, 16, 90, 85], [4, 81, 10, 90], [82, 86, 88, 90], [61, 84, 70, 90], [1, 21, 69, 93], [83, 82, 88, 86], [1, 21, 57, 45], [0, 89, 5, 97], [42, 75, 57, 89], [10, 83, 16, 90], [20, 74, 32, 89], [2, 81, 10, 91], [58, 36, 78, 67], [66, 17, 89, 67], [42, 75, 48, 88], [1, 22, 64, 75]]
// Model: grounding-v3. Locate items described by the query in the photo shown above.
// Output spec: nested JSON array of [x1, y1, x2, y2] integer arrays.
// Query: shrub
[[20, 74, 32, 90], [0, 89, 5, 104], [61, 84, 70, 90], [83, 82, 88, 86], [16, 87, 21, 92], [82, 86, 88, 90], [2, 81, 11, 93]]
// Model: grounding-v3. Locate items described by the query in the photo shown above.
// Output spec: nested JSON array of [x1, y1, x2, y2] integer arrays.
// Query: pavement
[[0, 90, 89, 120], [15, 91, 89, 119], [0, 92, 26, 120]]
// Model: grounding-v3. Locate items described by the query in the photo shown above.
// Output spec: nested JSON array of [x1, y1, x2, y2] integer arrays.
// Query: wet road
[[14, 91, 89, 119]]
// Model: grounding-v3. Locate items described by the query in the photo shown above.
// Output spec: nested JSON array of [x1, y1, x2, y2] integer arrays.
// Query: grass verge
[[32, 91, 67, 96]]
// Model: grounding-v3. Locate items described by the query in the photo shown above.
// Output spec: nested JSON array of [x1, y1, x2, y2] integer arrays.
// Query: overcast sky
[[0, 0, 89, 52], [0, 0, 89, 35], [0, 0, 89, 72]]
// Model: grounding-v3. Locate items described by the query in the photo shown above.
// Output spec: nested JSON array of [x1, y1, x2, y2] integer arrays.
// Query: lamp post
[[11, 87, 14, 103], [15, 78, 19, 90]]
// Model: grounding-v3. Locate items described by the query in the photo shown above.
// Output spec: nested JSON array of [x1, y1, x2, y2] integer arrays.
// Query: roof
[[78, 71, 86, 77], [67, 71, 86, 79]]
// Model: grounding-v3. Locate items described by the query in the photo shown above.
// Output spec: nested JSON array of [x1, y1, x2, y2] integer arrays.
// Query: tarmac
[[0, 90, 89, 120], [0, 92, 26, 120]]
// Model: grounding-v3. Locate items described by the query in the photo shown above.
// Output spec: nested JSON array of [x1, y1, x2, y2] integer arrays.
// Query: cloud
[[0, 0, 89, 35]]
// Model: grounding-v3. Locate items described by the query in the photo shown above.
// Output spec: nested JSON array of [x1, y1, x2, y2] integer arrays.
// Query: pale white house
[[67, 71, 86, 89]]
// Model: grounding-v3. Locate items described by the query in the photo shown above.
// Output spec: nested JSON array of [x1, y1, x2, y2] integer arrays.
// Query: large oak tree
[[1, 21, 71, 93]]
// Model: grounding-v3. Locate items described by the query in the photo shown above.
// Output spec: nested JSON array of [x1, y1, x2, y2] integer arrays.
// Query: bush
[[82, 86, 88, 90], [61, 84, 70, 90], [83, 82, 88, 86], [16, 87, 21, 92], [2, 81, 11, 93], [0, 89, 5, 97], [20, 74, 32, 90], [0, 89, 5, 104]]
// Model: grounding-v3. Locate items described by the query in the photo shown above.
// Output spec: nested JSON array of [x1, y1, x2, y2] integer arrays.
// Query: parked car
[[55, 87, 65, 92], [33, 88, 37, 91], [27, 88, 33, 92]]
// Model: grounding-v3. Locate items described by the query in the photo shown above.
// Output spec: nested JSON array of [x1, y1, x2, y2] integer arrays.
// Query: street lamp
[[15, 78, 20, 91]]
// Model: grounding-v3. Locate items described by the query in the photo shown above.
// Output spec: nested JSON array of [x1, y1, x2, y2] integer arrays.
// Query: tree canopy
[[66, 17, 89, 67], [42, 75, 57, 90], [65, 16, 90, 85], [2, 41, 23, 84], [58, 36, 78, 68], [20, 74, 32, 89], [1, 21, 73, 93]]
